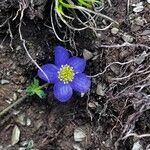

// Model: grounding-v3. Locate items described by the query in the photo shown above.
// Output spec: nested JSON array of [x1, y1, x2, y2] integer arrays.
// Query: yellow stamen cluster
[[58, 65, 75, 84]]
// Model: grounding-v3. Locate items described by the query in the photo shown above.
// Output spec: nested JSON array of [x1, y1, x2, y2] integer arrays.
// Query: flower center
[[58, 65, 75, 84]]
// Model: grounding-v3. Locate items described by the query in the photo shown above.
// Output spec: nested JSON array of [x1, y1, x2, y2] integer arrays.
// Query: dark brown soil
[[0, 0, 150, 150]]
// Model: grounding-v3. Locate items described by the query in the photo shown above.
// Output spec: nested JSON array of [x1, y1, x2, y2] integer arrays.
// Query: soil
[[0, 0, 150, 150]]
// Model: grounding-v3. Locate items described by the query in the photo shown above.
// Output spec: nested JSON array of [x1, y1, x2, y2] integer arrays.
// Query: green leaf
[[78, 0, 92, 8], [36, 89, 46, 99], [26, 78, 46, 99], [58, 0, 75, 9]]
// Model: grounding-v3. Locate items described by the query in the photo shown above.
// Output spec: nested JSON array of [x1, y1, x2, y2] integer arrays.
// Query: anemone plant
[[38, 46, 91, 102], [51, 0, 116, 42]]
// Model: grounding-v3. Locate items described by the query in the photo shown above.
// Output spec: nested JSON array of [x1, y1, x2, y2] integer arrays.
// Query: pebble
[[0, 79, 10, 84], [96, 83, 106, 96], [17, 89, 23, 93], [0, 145, 3, 149], [96, 33, 102, 38], [102, 139, 112, 148], [111, 27, 119, 35], [16, 114, 32, 126], [120, 50, 130, 58], [132, 2, 143, 7], [131, 25, 141, 32], [11, 125, 20, 145], [88, 102, 98, 108], [133, 5, 144, 12], [133, 2, 144, 13], [16, 45, 22, 51], [140, 30, 150, 36], [16, 114, 26, 126], [73, 144, 82, 150], [74, 127, 86, 142], [34, 120, 43, 131], [132, 141, 143, 150], [122, 33, 134, 43], [9, 98, 13, 102], [18, 147, 26, 150], [20, 141, 28, 146], [147, 0, 150, 3], [12, 110, 20, 115], [83, 49, 93, 60], [6, 100, 11, 104], [81, 92, 85, 97], [13, 93, 17, 101], [26, 118, 31, 126], [135, 51, 147, 64], [134, 16, 145, 26]]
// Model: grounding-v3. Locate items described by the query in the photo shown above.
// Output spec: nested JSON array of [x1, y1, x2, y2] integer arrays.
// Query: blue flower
[[38, 46, 91, 102]]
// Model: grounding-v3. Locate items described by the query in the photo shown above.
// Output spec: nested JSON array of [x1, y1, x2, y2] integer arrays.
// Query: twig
[[0, 95, 28, 117], [0, 83, 48, 118], [88, 60, 134, 77], [122, 133, 150, 140], [17, 0, 50, 82], [8, 20, 14, 50], [99, 42, 150, 50], [0, 17, 10, 28]]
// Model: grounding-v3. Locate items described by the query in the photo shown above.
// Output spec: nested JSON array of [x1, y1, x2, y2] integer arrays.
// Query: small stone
[[133, 6, 144, 12], [0, 145, 3, 149], [96, 83, 106, 96], [20, 141, 28, 146], [131, 2, 142, 6], [13, 93, 17, 101], [16, 46, 22, 51], [34, 120, 43, 131], [9, 98, 13, 102], [131, 24, 141, 32], [26, 118, 31, 126], [18, 147, 26, 150], [111, 27, 119, 35], [6, 100, 11, 104], [140, 30, 150, 36], [0, 45, 3, 49], [133, 2, 144, 13], [120, 50, 130, 58], [102, 139, 112, 148], [0, 79, 10, 84], [17, 89, 23, 93], [132, 141, 143, 150], [88, 102, 98, 108], [73, 144, 82, 150], [135, 51, 147, 64], [122, 33, 134, 43], [96, 33, 102, 38], [83, 49, 93, 60], [16, 114, 26, 126], [11, 125, 20, 145], [74, 128, 86, 142], [134, 17, 145, 26], [81, 93, 85, 97], [12, 110, 20, 115]]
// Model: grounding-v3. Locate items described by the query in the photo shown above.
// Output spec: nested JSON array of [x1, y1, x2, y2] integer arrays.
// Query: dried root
[[88, 41, 150, 149], [52, 0, 117, 41]]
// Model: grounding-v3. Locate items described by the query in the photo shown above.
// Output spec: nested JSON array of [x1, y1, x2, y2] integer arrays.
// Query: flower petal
[[54, 82, 73, 102], [71, 73, 91, 93], [68, 56, 86, 73], [55, 46, 70, 67], [38, 64, 58, 83]]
